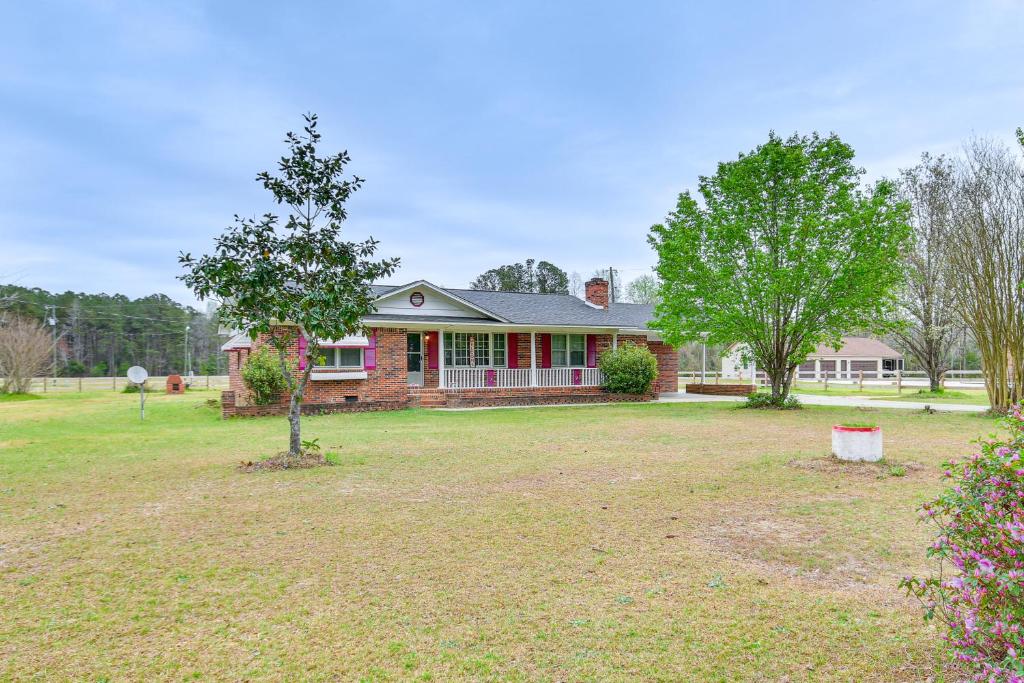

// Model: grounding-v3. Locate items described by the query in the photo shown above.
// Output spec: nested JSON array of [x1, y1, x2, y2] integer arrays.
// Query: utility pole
[[607, 266, 616, 304], [45, 305, 57, 380], [185, 324, 192, 376]]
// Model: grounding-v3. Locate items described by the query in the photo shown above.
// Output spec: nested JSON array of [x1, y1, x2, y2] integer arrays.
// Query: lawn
[[0, 391, 1001, 681], [791, 383, 991, 406]]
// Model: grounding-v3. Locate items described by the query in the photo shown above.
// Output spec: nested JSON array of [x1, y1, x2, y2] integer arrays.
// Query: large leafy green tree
[[180, 114, 399, 457], [649, 132, 911, 406], [470, 259, 568, 293]]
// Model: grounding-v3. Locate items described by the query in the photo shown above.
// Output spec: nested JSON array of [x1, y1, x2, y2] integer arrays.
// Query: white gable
[[374, 283, 495, 319]]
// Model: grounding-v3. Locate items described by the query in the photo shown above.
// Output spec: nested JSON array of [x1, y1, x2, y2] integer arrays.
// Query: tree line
[[0, 284, 223, 377], [470, 259, 659, 304]]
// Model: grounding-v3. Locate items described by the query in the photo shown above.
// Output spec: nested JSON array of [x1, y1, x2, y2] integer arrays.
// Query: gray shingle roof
[[372, 281, 655, 329]]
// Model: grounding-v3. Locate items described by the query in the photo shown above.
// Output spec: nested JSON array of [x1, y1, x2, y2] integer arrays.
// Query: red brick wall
[[649, 341, 679, 393], [224, 326, 409, 415]]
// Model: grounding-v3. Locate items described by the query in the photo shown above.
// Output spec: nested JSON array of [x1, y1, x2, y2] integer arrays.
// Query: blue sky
[[2, 1, 1023, 305]]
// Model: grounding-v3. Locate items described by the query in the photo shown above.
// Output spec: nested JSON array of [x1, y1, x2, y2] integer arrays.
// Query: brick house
[[220, 277, 678, 416]]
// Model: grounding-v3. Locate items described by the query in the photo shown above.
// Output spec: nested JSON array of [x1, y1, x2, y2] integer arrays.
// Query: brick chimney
[[585, 277, 609, 309]]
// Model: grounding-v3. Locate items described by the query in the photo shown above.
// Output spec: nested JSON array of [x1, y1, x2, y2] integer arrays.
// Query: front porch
[[442, 366, 605, 389]]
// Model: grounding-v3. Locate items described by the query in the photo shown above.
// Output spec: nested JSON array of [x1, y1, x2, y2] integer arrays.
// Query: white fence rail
[[25, 375, 230, 393], [444, 367, 603, 389], [679, 369, 987, 390]]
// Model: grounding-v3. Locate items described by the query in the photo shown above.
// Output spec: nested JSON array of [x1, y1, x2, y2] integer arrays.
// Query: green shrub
[[241, 347, 289, 405], [122, 381, 149, 394], [598, 342, 658, 395], [744, 392, 801, 409]]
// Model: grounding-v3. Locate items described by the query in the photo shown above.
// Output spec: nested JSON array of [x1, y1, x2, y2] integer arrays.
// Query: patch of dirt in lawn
[[695, 513, 900, 598], [786, 456, 929, 479], [237, 451, 333, 472]]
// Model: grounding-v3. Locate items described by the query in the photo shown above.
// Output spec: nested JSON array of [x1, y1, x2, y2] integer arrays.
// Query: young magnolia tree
[[180, 114, 399, 457], [893, 154, 960, 392], [649, 132, 912, 406]]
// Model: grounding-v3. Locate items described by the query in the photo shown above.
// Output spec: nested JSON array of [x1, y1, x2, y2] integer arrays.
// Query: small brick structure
[[685, 383, 755, 396], [166, 374, 186, 394]]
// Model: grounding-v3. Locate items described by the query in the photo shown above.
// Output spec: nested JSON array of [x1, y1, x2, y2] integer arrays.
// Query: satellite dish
[[127, 366, 148, 384]]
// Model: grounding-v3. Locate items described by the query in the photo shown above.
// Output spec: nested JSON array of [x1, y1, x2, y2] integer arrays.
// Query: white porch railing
[[443, 367, 604, 389]]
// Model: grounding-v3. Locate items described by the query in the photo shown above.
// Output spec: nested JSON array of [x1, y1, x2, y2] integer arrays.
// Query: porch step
[[408, 388, 447, 408]]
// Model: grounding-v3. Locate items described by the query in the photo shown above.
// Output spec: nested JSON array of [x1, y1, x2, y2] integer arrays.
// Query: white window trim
[[443, 332, 507, 368], [550, 333, 587, 368], [314, 347, 364, 370]]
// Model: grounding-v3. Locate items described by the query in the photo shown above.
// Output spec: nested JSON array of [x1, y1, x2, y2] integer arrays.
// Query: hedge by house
[[241, 347, 289, 405], [599, 342, 658, 395]]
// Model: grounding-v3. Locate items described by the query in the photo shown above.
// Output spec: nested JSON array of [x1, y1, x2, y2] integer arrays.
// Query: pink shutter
[[363, 332, 377, 370], [541, 334, 551, 369], [507, 333, 518, 369], [586, 334, 597, 368], [297, 334, 308, 371], [427, 331, 439, 370]]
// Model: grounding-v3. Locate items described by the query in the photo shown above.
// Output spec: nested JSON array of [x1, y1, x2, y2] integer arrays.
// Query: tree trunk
[[288, 392, 302, 457], [929, 374, 941, 393]]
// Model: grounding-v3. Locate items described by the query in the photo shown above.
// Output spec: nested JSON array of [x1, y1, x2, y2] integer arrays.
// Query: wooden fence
[[27, 375, 230, 393]]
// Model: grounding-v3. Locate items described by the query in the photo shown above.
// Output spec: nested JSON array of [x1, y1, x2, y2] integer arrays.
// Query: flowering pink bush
[[901, 406, 1024, 681]]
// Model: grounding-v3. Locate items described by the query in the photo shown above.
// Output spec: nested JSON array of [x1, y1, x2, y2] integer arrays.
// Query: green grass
[[792, 383, 991, 406], [0, 392, 42, 402], [0, 391, 997, 680]]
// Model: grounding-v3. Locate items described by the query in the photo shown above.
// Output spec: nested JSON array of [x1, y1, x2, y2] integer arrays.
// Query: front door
[[406, 333, 423, 386]]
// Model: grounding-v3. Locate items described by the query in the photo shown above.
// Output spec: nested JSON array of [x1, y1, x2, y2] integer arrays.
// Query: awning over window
[[320, 335, 371, 348]]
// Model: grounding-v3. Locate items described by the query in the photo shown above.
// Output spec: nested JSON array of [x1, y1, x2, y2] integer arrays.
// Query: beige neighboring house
[[721, 336, 904, 380]]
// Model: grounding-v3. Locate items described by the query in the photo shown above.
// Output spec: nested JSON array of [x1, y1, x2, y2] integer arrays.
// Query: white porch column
[[612, 332, 618, 350], [814, 359, 821, 381], [530, 332, 537, 387], [438, 330, 446, 388]]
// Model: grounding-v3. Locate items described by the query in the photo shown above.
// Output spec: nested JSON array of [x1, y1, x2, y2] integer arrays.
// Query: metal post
[[78, 376, 82, 392], [897, 370, 902, 394], [139, 383, 145, 420], [701, 341, 706, 385]]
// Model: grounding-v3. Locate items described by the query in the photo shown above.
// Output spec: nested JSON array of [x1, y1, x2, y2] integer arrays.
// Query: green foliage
[[241, 348, 288, 405], [122, 381, 149, 394], [598, 342, 658, 395], [301, 438, 321, 453], [179, 114, 399, 351], [745, 392, 801, 410], [649, 132, 912, 406], [901, 407, 1024, 678], [471, 259, 568, 293], [179, 114, 398, 456], [0, 284, 220, 377]]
